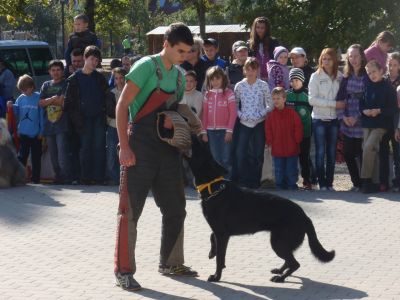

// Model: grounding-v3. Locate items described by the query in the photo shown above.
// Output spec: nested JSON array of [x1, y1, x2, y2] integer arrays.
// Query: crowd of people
[[1, 14, 400, 194]]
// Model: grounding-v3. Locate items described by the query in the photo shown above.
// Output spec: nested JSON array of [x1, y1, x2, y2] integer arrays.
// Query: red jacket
[[265, 107, 303, 157]]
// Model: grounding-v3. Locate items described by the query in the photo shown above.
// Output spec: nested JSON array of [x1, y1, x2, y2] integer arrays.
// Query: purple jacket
[[266, 60, 289, 91]]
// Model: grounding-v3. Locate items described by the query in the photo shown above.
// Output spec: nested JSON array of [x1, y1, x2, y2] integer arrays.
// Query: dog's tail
[[306, 217, 335, 262]]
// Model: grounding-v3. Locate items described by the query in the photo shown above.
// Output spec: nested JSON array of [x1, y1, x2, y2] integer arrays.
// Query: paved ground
[[1, 181, 400, 300]]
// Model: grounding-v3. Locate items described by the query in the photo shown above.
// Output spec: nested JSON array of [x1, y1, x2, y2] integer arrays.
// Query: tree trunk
[[197, 0, 206, 39], [85, 0, 96, 33]]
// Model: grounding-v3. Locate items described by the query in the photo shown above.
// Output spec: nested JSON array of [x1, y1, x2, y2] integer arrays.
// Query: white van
[[0, 40, 54, 96]]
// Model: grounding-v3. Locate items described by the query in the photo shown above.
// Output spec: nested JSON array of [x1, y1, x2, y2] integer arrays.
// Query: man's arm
[[116, 80, 140, 167]]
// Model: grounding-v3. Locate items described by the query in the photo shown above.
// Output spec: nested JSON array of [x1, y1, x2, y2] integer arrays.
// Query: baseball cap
[[232, 40, 248, 52], [289, 47, 307, 58], [204, 38, 218, 47]]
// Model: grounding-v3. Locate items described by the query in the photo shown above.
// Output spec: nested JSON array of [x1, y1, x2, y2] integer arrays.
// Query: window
[[28, 48, 53, 76], [0, 49, 31, 78]]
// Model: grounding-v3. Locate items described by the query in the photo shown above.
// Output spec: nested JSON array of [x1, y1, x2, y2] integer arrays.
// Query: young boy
[[286, 68, 313, 189], [232, 57, 273, 188], [181, 70, 203, 116], [64, 14, 98, 73], [227, 40, 248, 87], [64, 45, 109, 185], [266, 87, 303, 190], [7, 75, 43, 184], [39, 60, 71, 184], [201, 38, 226, 71]]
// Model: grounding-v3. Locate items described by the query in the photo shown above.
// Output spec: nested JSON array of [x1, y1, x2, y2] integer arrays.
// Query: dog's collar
[[196, 176, 226, 200]]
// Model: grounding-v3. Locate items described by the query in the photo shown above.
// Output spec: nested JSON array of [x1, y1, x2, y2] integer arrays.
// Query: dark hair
[[249, 16, 272, 54], [71, 48, 83, 57], [112, 67, 127, 77], [185, 70, 197, 80], [74, 13, 89, 23], [164, 23, 194, 47], [343, 44, 367, 77], [244, 57, 260, 70], [110, 58, 122, 69], [204, 66, 228, 91], [48, 59, 64, 71], [130, 55, 143, 66], [84, 45, 101, 60], [371, 31, 395, 48]]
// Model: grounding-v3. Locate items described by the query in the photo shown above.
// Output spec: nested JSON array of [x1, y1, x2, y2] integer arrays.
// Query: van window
[[0, 49, 31, 77], [28, 48, 53, 76]]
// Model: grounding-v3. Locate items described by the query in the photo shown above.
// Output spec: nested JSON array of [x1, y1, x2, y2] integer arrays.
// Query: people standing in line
[[232, 57, 273, 188], [180, 37, 207, 91], [248, 16, 279, 81], [7, 75, 43, 184], [364, 31, 395, 74], [379, 52, 400, 191], [64, 46, 109, 185], [64, 14, 99, 74], [308, 48, 343, 191], [114, 23, 198, 291], [38, 60, 72, 185], [289, 47, 314, 88], [286, 68, 313, 190], [336, 45, 367, 192], [105, 67, 127, 186], [360, 60, 397, 193], [266, 87, 303, 190], [201, 66, 237, 176], [227, 40, 249, 88], [267, 46, 290, 90], [181, 70, 203, 116]]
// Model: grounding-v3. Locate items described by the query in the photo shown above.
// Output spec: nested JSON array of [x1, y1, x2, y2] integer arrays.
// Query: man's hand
[[119, 146, 136, 167], [224, 132, 233, 143], [202, 134, 208, 143], [336, 101, 345, 109]]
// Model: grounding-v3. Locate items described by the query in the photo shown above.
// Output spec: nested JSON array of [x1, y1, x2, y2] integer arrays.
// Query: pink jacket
[[201, 88, 237, 133]]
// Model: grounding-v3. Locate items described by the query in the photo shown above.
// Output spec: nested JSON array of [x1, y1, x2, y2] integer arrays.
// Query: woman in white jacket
[[308, 48, 344, 191]]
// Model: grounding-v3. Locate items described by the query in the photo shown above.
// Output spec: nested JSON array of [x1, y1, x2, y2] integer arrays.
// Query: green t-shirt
[[126, 54, 185, 120], [122, 38, 131, 49]]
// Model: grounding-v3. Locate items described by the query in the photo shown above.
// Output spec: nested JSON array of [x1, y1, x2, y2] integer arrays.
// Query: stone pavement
[[1, 184, 400, 300]]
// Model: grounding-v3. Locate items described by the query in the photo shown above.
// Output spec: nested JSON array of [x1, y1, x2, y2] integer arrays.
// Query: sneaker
[[319, 187, 327, 191], [115, 272, 142, 291], [327, 186, 336, 191], [158, 264, 198, 277]]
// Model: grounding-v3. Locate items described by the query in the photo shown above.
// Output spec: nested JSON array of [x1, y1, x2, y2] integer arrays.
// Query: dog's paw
[[207, 274, 220, 282], [271, 268, 283, 274], [270, 275, 285, 283]]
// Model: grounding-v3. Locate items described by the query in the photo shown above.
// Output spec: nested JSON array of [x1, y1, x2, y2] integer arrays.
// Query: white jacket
[[308, 70, 341, 120]]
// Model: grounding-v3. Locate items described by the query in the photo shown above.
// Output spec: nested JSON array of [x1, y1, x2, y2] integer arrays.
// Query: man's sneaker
[[115, 272, 142, 291], [158, 264, 199, 277]]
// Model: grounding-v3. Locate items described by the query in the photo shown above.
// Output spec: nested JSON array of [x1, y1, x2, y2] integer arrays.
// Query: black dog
[[185, 137, 335, 283]]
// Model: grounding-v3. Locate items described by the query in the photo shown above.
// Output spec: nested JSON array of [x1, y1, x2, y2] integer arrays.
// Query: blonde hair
[[204, 66, 228, 91], [366, 59, 383, 70], [17, 74, 35, 91], [271, 86, 286, 98]]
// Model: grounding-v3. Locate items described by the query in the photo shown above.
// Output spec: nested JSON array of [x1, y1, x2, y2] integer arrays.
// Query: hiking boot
[[361, 179, 378, 194], [115, 272, 142, 291], [158, 264, 199, 277]]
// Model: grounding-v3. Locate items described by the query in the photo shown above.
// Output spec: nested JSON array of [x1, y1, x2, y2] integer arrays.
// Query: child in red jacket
[[266, 87, 303, 189]]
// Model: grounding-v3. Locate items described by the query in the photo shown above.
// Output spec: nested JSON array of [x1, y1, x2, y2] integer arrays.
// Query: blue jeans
[[106, 126, 120, 184], [273, 156, 299, 189], [313, 119, 339, 188], [207, 129, 232, 177], [79, 114, 106, 182], [232, 121, 265, 188], [47, 132, 72, 182]]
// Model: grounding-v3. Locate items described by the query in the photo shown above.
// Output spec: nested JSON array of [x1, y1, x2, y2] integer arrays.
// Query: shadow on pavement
[[225, 276, 368, 300], [0, 185, 64, 224], [131, 287, 194, 300]]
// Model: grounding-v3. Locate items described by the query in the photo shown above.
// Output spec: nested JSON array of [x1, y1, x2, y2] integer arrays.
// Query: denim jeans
[[313, 119, 339, 188], [379, 128, 400, 186], [273, 156, 299, 189], [232, 121, 265, 188], [47, 132, 72, 182], [106, 126, 120, 184], [79, 114, 106, 182], [207, 129, 232, 177]]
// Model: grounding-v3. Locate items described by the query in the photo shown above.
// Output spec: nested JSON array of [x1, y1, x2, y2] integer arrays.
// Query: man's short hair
[[48, 60, 64, 71], [84, 45, 101, 61], [71, 48, 84, 57], [74, 13, 89, 24], [185, 70, 197, 80], [271, 87, 286, 98], [17, 74, 35, 91], [110, 58, 122, 69], [164, 23, 194, 47]]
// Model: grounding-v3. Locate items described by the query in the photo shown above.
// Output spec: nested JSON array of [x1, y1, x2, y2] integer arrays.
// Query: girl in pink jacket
[[201, 66, 237, 176]]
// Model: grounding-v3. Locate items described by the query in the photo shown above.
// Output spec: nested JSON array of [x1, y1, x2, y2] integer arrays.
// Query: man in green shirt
[[114, 23, 196, 291], [122, 35, 132, 55]]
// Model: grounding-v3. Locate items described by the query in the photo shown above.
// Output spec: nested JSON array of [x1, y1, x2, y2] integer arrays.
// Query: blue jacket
[[13, 92, 44, 137]]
